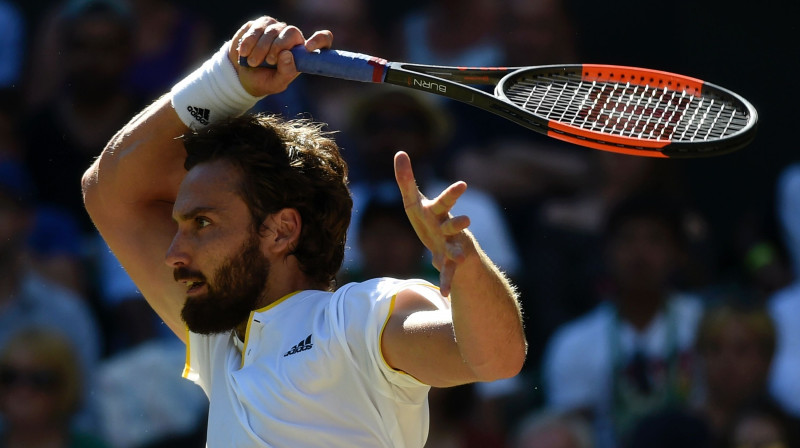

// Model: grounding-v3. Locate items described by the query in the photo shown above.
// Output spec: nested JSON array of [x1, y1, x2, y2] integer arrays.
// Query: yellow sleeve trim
[[182, 326, 192, 379], [378, 293, 398, 373]]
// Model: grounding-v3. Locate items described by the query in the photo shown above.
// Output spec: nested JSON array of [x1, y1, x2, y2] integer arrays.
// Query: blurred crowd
[[0, 0, 797, 447]]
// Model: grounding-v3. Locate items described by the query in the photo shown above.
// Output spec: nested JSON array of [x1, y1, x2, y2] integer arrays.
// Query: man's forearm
[[449, 234, 527, 381]]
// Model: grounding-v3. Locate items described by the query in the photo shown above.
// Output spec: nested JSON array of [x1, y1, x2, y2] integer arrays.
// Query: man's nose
[[165, 232, 191, 268]]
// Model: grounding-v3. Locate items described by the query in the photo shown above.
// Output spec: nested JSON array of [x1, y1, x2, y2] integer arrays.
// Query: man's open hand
[[394, 151, 472, 296]]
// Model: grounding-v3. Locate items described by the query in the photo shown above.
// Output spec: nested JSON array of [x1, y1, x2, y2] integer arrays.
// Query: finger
[[445, 238, 466, 264], [238, 17, 278, 65], [439, 260, 457, 297], [265, 25, 306, 65], [441, 215, 470, 236], [429, 181, 467, 216], [229, 21, 253, 66], [394, 151, 423, 209], [233, 20, 253, 52], [247, 21, 286, 67], [305, 30, 334, 51]]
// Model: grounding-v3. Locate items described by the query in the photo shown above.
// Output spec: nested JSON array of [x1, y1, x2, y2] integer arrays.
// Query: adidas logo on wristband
[[187, 106, 211, 126]]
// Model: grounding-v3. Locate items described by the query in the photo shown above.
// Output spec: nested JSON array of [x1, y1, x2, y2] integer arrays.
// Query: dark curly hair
[[181, 114, 352, 290]]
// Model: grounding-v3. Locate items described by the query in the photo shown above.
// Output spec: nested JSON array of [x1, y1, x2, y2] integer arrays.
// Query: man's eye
[[195, 217, 211, 228]]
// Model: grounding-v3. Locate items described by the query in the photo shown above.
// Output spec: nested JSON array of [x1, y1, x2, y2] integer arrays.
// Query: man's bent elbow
[[81, 162, 100, 213], [474, 339, 528, 382], [497, 340, 528, 379]]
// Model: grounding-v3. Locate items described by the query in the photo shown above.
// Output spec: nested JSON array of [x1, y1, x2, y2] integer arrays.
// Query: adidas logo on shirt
[[284, 334, 313, 357], [187, 106, 210, 125]]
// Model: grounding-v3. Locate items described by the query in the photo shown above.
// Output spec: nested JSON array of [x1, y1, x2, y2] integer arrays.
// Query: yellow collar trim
[[240, 290, 303, 369]]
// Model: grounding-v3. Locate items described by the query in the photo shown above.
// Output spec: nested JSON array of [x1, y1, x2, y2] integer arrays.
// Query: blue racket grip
[[238, 45, 388, 83]]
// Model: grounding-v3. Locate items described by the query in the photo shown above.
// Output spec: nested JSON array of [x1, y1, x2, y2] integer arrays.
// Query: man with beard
[[81, 16, 526, 447]]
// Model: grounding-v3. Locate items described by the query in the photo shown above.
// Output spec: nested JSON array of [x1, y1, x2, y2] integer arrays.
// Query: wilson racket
[[240, 48, 757, 158]]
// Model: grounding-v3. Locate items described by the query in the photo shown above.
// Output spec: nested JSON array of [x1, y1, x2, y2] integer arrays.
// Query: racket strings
[[504, 73, 750, 142]]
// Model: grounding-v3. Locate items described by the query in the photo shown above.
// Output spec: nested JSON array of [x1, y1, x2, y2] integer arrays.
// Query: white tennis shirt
[[183, 277, 447, 447]]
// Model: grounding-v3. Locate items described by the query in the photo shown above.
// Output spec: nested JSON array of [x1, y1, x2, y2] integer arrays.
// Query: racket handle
[[238, 45, 388, 83]]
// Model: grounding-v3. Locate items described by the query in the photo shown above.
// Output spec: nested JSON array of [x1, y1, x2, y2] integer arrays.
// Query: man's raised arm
[[81, 17, 332, 340], [381, 151, 527, 387]]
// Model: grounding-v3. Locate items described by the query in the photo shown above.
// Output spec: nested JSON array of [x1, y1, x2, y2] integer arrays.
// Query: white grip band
[[170, 41, 265, 129]]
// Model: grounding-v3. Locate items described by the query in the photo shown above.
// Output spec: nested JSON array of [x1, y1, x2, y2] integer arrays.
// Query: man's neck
[[235, 321, 248, 342]]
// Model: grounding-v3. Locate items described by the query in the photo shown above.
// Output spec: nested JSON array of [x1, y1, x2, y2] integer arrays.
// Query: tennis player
[[82, 16, 526, 447]]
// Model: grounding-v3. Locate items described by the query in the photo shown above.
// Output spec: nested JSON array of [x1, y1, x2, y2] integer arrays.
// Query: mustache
[[174, 266, 207, 283]]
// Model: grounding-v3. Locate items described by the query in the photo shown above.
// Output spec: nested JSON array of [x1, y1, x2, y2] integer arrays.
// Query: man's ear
[[263, 208, 302, 253]]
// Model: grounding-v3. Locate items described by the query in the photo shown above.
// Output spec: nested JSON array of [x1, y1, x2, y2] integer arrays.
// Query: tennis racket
[[240, 47, 757, 158]]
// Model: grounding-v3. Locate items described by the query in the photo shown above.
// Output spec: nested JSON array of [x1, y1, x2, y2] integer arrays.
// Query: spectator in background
[[21, 0, 160, 356], [695, 303, 777, 441], [627, 303, 781, 448], [0, 328, 110, 448], [342, 89, 521, 278], [524, 152, 699, 359], [543, 193, 704, 448], [767, 164, 800, 418], [0, 160, 102, 432]]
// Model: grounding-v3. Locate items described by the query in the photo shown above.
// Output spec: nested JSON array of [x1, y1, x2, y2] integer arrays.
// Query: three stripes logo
[[284, 334, 313, 357], [187, 106, 210, 125]]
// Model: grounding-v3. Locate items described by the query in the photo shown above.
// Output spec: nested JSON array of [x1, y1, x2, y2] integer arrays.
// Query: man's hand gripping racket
[[240, 45, 758, 158]]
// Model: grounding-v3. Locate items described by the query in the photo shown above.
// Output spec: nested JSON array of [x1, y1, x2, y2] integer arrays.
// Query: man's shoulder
[[330, 277, 441, 328], [336, 277, 437, 300]]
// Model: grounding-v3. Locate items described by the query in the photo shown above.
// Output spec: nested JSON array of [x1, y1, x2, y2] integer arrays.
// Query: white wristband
[[170, 41, 265, 129]]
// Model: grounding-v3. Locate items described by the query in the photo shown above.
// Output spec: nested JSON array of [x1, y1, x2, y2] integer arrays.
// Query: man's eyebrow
[[174, 206, 217, 222]]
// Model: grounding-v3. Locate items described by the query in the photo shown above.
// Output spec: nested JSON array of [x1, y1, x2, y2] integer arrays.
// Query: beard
[[176, 233, 270, 335]]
